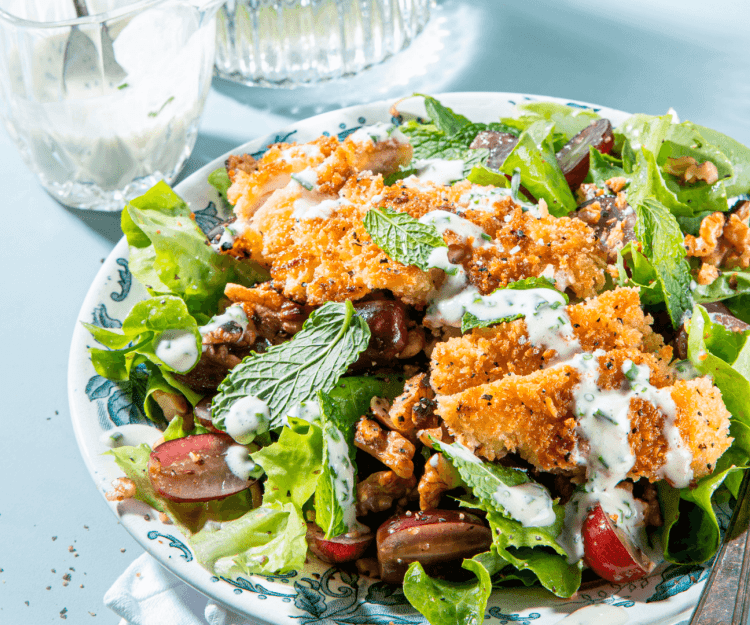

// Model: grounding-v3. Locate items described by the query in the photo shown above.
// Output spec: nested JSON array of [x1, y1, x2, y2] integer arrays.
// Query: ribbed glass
[[214, 0, 434, 87]]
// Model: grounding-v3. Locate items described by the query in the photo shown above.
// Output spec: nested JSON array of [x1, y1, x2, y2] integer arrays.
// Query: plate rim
[[67, 91, 709, 625]]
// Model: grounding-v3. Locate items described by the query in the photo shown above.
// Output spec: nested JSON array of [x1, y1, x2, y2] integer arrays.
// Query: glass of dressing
[[0, 0, 223, 211]]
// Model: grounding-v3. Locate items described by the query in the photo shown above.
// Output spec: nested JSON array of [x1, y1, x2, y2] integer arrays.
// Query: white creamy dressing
[[292, 196, 351, 221], [283, 399, 322, 426], [290, 167, 319, 191], [417, 211, 579, 363], [325, 425, 358, 529], [420, 209, 491, 245], [493, 481, 557, 528], [458, 186, 514, 212], [224, 444, 261, 481], [445, 442, 556, 527], [154, 329, 199, 372], [224, 395, 271, 444], [4, 5, 211, 194], [458, 185, 542, 216], [558, 353, 688, 562], [348, 122, 410, 145], [100, 424, 163, 449], [557, 604, 629, 625], [199, 304, 248, 336], [411, 158, 465, 186]]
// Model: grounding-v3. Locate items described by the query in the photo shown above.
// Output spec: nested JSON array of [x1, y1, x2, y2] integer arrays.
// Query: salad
[[86, 94, 750, 625]]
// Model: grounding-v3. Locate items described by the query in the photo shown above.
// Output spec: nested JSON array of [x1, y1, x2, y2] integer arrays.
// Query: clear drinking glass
[[214, 0, 434, 87], [0, 0, 223, 211]]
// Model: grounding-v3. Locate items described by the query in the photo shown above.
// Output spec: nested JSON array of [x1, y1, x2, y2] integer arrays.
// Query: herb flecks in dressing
[[224, 444, 261, 481], [560, 352, 690, 562], [224, 395, 271, 444]]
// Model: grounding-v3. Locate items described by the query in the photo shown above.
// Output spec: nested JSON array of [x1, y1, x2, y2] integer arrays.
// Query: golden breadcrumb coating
[[225, 159, 606, 306], [430, 287, 669, 395], [435, 348, 731, 483]]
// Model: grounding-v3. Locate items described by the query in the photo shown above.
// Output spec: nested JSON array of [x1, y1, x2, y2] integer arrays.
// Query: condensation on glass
[[214, 0, 434, 87]]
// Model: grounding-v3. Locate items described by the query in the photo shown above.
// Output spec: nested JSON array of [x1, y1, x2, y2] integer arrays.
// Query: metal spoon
[[62, 0, 126, 94], [689, 470, 750, 624]]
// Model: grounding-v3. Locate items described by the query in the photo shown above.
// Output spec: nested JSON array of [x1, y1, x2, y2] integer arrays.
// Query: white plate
[[68, 92, 715, 625]]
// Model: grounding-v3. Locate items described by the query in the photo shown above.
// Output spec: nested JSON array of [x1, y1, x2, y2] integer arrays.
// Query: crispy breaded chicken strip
[[227, 160, 604, 306], [430, 287, 670, 395], [226, 132, 411, 225], [346, 177, 606, 299], [436, 348, 731, 482]]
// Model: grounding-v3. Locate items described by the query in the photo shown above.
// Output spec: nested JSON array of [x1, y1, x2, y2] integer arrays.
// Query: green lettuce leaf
[[588, 147, 627, 187], [692, 124, 750, 197], [499, 120, 577, 216], [363, 206, 447, 271], [190, 502, 307, 577], [403, 557, 495, 625], [687, 304, 750, 428], [500, 101, 600, 151], [85, 295, 201, 381], [615, 242, 663, 306], [434, 439, 557, 527], [659, 466, 743, 564], [251, 417, 323, 509], [632, 196, 694, 326], [208, 167, 232, 203], [163, 414, 209, 441], [486, 510, 581, 598], [615, 113, 672, 172], [212, 301, 370, 430], [693, 269, 750, 308], [327, 374, 406, 421], [314, 391, 359, 538], [121, 181, 267, 317]]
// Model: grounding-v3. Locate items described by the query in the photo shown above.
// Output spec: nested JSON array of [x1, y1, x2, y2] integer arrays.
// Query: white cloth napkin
[[105, 553, 258, 625]]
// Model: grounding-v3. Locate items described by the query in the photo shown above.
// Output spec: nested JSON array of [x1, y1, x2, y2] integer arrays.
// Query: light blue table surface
[[2, 0, 749, 622]]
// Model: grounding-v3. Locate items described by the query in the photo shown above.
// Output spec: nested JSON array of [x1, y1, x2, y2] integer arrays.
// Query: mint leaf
[[415, 93, 473, 135], [633, 197, 694, 326], [363, 206, 446, 271], [314, 391, 359, 538], [211, 301, 370, 430]]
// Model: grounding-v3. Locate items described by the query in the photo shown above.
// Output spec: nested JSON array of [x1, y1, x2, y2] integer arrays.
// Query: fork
[[689, 470, 750, 624]]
